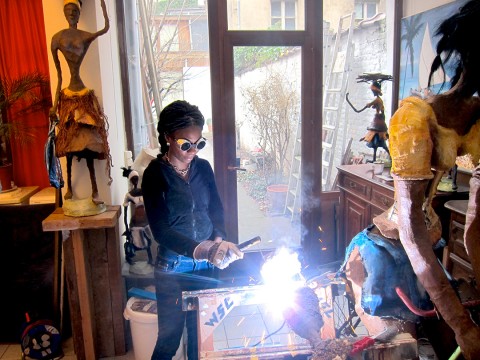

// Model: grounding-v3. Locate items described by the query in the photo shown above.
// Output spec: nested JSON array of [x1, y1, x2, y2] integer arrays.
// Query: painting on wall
[[398, 0, 468, 102]]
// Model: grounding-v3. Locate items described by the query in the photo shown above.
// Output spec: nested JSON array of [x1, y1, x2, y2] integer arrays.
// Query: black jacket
[[142, 155, 226, 259]]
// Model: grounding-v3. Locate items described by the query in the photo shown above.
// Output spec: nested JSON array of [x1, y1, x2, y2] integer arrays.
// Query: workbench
[[182, 280, 418, 359], [181, 277, 350, 359], [42, 205, 126, 360]]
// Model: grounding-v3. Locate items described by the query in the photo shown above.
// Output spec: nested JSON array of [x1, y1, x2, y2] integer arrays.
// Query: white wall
[[403, 0, 456, 16], [42, 0, 127, 208]]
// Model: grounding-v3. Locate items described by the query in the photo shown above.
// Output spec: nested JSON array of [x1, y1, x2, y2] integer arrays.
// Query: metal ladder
[[284, 14, 354, 220], [284, 118, 302, 221], [321, 13, 355, 190]]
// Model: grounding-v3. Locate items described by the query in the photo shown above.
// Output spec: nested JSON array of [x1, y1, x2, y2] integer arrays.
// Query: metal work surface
[[182, 277, 349, 359], [183, 284, 311, 359]]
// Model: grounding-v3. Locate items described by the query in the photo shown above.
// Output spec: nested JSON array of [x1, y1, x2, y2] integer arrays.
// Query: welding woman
[[142, 100, 244, 359]]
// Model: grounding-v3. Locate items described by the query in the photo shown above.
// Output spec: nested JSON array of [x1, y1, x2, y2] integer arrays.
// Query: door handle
[[227, 166, 246, 172]]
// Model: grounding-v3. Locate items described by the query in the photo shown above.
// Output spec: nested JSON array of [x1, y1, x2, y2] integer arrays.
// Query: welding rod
[[238, 236, 261, 250]]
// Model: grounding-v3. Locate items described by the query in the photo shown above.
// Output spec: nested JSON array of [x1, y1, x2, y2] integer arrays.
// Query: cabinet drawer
[[452, 239, 470, 262], [449, 253, 474, 281], [450, 220, 468, 261], [340, 175, 370, 198], [371, 187, 394, 210]]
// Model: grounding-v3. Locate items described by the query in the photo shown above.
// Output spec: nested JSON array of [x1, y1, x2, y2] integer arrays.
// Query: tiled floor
[[0, 338, 135, 360]]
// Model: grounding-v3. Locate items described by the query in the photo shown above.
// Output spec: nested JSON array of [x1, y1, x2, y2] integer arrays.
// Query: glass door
[[233, 46, 302, 250], [207, 0, 322, 256]]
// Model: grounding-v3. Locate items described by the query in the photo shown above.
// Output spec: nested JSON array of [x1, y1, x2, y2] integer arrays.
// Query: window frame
[[208, 0, 323, 253], [354, 0, 379, 20], [116, 0, 403, 264], [271, 0, 297, 30]]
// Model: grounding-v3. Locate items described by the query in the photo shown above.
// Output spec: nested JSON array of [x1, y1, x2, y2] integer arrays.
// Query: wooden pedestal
[[42, 205, 126, 360]]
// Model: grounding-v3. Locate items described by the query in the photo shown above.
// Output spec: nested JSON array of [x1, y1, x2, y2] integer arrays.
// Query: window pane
[[124, 0, 213, 163], [190, 19, 209, 51], [271, 1, 281, 17], [323, 1, 393, 190], [227, 0, 304, 30], [354, 3, 364, 19], [285, 1, 296, 16], [234, 46, 302, 249], [160, 24, 179, 52], [285, 18, 296, 30], [271, 18, 282, 29], [366, 3, 377, 18]]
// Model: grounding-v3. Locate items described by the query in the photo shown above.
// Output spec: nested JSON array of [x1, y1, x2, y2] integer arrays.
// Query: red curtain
[[0, 0, 51, 188]]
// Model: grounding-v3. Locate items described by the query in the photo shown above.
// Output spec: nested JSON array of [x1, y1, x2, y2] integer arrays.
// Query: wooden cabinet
[[0, 203, 59, 342], [336, 164, 394, 256], [444, 200, 475, 282], [337, 165, 470, 263]]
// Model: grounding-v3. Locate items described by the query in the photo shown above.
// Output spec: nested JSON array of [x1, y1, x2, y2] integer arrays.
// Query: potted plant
[[0, 72, 50, 191]]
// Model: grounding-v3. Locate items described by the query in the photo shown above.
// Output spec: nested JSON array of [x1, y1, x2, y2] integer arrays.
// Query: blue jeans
[[151, 255, 217, 360]]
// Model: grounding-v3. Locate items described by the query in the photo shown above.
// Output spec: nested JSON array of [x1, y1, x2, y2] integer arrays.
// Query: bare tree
[[241, 68, 299, 184], [137, 0, 209, 148]]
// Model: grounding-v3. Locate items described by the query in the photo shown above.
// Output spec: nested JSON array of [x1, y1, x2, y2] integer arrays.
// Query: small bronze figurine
[[346, 73, 393, 163]]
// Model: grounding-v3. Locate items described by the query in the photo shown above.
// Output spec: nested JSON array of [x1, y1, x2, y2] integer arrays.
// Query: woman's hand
[[193, 239, 244, 269]]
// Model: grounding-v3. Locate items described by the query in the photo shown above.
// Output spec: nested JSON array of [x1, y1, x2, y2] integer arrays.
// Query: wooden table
[[0, 186, 39, 204], [42, 205, 126, 360]]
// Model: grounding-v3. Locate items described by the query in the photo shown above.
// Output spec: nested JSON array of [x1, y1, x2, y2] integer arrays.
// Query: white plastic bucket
[[124, 297, 185, 360], [124, 297, 158, 360]]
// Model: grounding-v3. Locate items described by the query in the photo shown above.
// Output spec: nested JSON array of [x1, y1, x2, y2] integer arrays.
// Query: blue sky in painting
[[399, 0, 468, 100]]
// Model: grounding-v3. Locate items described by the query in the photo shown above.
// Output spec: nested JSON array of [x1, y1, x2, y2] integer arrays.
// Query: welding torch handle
[[238, 236, 261, 250]]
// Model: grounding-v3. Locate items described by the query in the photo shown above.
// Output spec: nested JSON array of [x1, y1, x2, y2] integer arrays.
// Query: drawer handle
[[381, 197, 389, 206], [348, 181, 356, 189]]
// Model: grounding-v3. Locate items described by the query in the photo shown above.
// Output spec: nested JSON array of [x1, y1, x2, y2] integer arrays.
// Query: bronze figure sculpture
[[50, 0, 112, 207], [346, 73, 393, 163]]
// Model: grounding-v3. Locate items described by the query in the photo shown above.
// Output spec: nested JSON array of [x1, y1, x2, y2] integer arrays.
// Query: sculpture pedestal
[[62, 197, 107, 217], [42, 205, 126, 360]]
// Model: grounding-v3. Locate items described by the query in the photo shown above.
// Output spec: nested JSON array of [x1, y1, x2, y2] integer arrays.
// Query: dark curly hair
[[157, 100, 205, 155], [429, 0, 480, 92]]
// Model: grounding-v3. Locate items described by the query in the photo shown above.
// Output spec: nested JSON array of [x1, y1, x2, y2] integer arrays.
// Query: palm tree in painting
[[401, 14, 423, 98]]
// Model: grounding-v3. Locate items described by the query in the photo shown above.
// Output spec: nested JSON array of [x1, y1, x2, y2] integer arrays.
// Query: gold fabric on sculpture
[[390, 96, 480, 180], [379, 96, 480, 245], [389, 97, 435, 180]]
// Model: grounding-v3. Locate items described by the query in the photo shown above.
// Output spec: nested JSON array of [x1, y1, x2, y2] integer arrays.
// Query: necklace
[[165, 153, 190, 177]]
